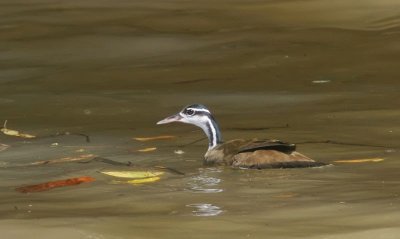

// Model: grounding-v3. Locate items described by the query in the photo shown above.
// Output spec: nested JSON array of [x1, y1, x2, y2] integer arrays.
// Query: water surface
[[1, 0, 400, 238]]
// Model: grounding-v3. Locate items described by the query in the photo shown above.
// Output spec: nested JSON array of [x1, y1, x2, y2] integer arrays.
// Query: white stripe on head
[[186, 108, 211, 114]]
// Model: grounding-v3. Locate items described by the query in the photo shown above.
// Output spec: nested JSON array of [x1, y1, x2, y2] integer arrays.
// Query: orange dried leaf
[[16, 176, 95, 193], [334, 158, 384, 163], [137, 147, 157, 152], [133, 135, 176, 141], [273, 193, 298, 199], [30, 154, 96, 165]]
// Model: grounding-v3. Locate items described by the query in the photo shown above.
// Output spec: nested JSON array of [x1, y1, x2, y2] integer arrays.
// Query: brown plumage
[[205, 139, 323, 169], [157, 104, 324, 169]]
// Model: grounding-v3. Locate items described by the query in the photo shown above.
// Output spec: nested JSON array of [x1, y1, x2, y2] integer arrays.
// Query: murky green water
[[1, 0, 400, 238]]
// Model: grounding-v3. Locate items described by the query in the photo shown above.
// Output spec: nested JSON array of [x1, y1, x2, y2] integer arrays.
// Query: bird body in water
[[157, 104, 323, 169]]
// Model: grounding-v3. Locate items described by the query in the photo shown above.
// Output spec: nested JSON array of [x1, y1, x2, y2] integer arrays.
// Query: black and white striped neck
[[198, 114, 223, 150]]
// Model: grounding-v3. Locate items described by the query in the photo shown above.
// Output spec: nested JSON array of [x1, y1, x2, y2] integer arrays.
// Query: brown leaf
[[16, 176, 95, 193]]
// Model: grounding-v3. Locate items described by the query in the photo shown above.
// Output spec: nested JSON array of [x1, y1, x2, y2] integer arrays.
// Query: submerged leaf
[[101, 171, 164, 179], [127, 177, 161, 184], [133, 135, 176, 141], [334, 158, 384, 163], [0, 143, 10, 152], [154, 165, 185, 175], [1, 120, 36, 138], [137, 147, 157, 152], [16, 176, 95, 193], [30, 154, 96, 165], [86, 157, 131, 166]]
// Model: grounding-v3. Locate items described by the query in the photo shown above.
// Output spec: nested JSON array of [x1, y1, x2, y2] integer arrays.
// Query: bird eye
[[186, 109, 195, 116]]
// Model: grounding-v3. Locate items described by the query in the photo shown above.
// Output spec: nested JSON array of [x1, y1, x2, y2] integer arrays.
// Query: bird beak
[[157, 113, 183, 125]]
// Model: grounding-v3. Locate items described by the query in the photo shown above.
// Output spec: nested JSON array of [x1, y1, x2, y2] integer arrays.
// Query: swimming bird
[[157, 104, 323, 169]]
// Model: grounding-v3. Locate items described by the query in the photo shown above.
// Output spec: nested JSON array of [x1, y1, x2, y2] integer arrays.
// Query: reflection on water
[[186, 203, 223, 217], [186, 168, 223, 193]]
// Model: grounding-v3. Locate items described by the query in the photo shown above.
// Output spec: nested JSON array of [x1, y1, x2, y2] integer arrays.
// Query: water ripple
[[369, 14, 400, 30], [186, 203, 223, 217], [186, 168, 223, 193]]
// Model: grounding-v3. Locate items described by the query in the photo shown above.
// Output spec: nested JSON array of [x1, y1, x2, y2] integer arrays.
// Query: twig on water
[[37, 132, 91, 143], [295, 140, 391, 148], [178, 137, 208, 147], [226, 124, 290, 131]]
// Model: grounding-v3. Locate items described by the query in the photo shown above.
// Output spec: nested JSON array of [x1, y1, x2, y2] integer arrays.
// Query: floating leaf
[[312, 80, 331, 84], [127, 177, 161, 184], [334, 158, 384, 163], [101, 171, 164, 179], [137, 147, 157, 152], [16, 176, 95, 193], [20, 133, 36, 138], [133, 135, 176, 141], [273, 193, 298, 199], [174, 149, 185, 155], [1, 120, 36, 138], [0, 143, 9, 152], [30, 154, 96, 165], [1, 128, 20, 136]]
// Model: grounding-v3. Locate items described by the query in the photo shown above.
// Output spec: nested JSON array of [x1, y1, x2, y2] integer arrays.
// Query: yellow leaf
[[137, 147, 157, 152], [100, 171, 164, 179], [133, 135, 176, 141], [334, 158, 384, 163], [127, 177, 161, 184]]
